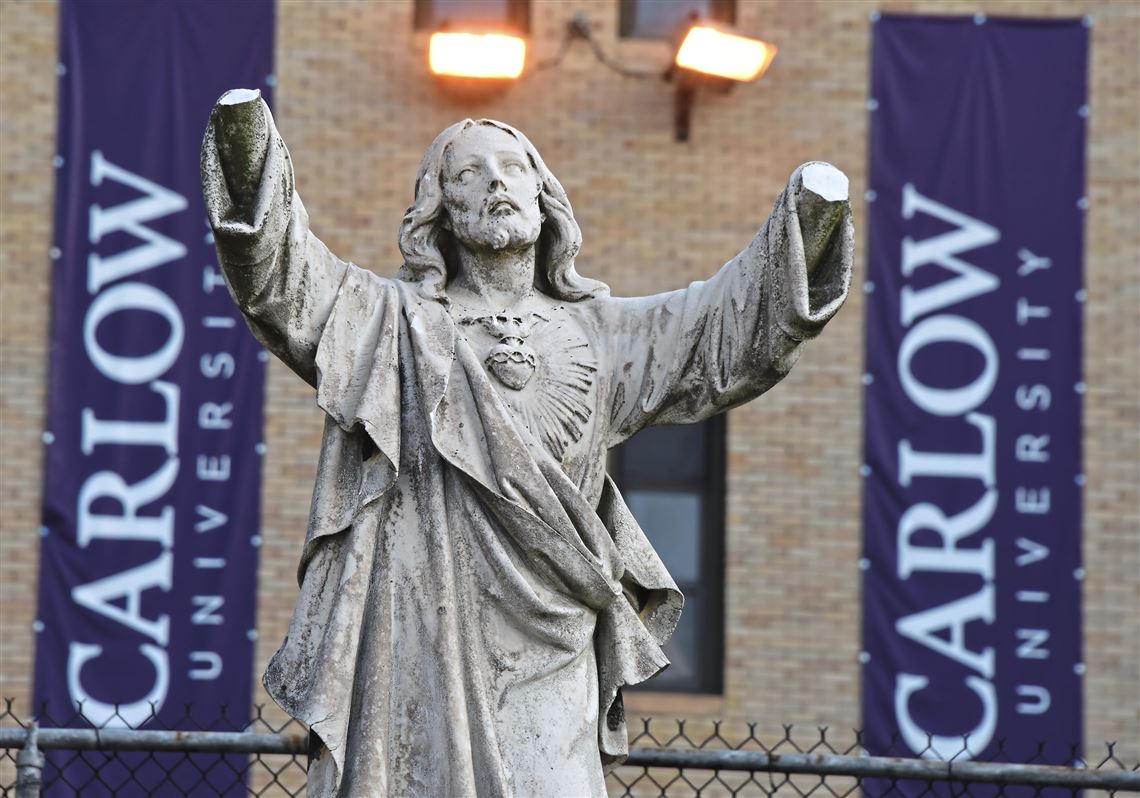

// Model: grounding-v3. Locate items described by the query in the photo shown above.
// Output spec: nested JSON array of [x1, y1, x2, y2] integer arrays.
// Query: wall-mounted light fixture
[[428, 31, 527, 79], [674, 25, 777, 83], [669, 22, 777, 141], [422, 11, 777, 141]]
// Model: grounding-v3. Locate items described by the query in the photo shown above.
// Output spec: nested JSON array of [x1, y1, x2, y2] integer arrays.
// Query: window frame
[[413, 0, 531, 34], [618, 0, 736, 41], [610, 414, 726, 695]]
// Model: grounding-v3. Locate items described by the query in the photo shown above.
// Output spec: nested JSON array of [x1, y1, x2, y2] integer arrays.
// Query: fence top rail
[[626, 747, 1140, 791], [2, 726, 1138, 792], [0, 727, 306, 756]]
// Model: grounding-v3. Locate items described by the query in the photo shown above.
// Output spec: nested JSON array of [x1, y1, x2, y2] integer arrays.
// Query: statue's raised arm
[[604, 162, 853, 443], [210, 89, 269, 214], [201, 88, 350, 387]]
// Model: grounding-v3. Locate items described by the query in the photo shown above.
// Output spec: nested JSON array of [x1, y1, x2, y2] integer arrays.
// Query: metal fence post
[[15, 722, 43, 798]]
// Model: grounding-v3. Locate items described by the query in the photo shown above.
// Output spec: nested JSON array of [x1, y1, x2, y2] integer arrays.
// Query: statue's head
[[398, 119, 608, 301]]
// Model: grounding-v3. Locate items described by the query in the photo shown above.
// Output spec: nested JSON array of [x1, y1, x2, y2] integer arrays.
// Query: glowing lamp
[[428, 32, 527, 79], [674, 25, 777, 82]]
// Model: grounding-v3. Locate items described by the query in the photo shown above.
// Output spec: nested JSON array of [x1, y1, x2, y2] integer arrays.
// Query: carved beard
[[449, 205, 542, 253]]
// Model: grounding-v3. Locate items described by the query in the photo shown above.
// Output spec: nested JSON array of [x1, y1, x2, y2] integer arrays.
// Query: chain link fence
[[0, 701, 306, 796], [2, 699, 1137, 796], [616, 719, 1138, 796]]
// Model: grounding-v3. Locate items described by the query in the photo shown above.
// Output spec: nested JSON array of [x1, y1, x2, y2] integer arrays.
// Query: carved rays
[[496, 315, 597, 461]]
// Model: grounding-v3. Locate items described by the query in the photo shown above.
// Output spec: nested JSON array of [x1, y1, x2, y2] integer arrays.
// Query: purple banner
[[34, 1, 273, 792], [861, 13, 1088, 774]]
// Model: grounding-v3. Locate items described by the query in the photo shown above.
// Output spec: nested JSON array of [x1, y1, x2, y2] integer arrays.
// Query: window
[[619, 0, 735, 40], [610, 416, 726, 693], [414, 0, 530, 34]]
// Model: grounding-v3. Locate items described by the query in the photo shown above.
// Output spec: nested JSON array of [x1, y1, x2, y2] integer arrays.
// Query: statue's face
[[441, 124, 543, 253]]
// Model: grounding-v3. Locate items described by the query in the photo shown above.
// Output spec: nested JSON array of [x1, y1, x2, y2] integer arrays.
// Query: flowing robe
[[202, 114, 852, 798]]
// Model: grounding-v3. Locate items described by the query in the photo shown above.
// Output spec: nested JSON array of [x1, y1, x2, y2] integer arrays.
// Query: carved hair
[[397, 119, 609, 302]]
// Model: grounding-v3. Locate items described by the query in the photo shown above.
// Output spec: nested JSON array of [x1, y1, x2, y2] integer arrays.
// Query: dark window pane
[[611, 415, 724, 694], [623, 0, 710, 39], [415, 0, 529, 32], [625, 490, 702, 583], [621, 423, 706, 485], [432, 0, 508, 24], [620, 0, 735, 39]]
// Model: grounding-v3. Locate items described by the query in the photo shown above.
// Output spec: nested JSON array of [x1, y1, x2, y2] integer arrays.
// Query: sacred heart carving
[[486, 339, 537, 390], [458, 308, 597, 460]]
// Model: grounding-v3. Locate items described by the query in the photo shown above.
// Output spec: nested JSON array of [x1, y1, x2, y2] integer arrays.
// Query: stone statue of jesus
[[202, 88, 852, 798]]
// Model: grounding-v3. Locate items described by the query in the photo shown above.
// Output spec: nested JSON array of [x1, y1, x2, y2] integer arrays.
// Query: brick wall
[[2, 0, 1136, 760], [0, 0, 56, 718]]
